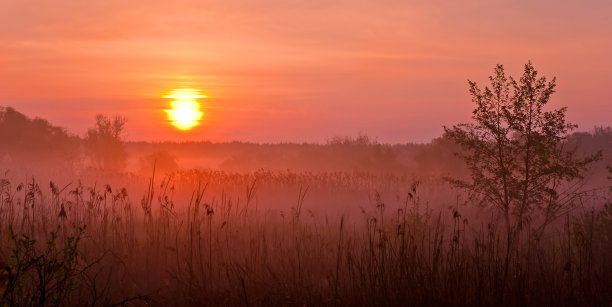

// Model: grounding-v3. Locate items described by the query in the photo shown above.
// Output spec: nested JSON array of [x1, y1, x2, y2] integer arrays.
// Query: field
[[1, 163, 611, 306]]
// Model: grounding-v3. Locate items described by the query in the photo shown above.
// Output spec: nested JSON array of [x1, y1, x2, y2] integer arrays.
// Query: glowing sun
[[164, 89, 205, 130]]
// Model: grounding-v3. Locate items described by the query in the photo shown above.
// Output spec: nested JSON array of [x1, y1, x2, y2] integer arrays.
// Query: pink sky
[[0, 0, 610, 143]]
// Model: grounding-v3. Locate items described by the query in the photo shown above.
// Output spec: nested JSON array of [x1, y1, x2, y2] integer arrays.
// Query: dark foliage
[[0, 107, 80, 167]]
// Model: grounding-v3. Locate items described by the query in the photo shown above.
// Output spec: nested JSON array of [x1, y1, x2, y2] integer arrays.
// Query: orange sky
[[0, 0, 610, 143]]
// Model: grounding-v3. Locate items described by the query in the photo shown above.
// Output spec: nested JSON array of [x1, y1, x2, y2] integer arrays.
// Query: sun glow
[[164, 88, 205, 130]]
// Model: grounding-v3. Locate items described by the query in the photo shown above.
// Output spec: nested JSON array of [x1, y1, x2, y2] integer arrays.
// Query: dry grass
[[0, 170, 611, 306]]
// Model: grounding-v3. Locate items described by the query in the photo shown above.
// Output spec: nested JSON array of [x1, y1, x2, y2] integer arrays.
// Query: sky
[[0, 0, 611, 143]]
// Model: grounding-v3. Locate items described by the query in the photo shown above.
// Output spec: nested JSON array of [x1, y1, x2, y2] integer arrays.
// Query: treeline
[[1, 106, 611, 181], [129, 135, 410, 174], [0, 107, 80, 167], [127, 130, 612, 181], [0, 107, 127, 171]]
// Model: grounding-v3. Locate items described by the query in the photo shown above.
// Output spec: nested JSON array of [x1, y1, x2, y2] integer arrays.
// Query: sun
[[164, 88, 205, 130]]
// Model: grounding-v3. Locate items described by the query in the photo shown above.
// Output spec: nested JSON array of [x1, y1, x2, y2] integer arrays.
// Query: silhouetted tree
[[444, 63, 600, 238], [0, 107, 80, 166], [85, 114, 128, 171]]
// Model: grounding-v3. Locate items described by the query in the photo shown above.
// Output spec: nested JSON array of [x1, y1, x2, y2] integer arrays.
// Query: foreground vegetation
[[0, 169, 610, 306]]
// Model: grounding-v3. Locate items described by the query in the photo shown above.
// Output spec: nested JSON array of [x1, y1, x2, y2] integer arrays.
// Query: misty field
[[0, 166, 611, 306]]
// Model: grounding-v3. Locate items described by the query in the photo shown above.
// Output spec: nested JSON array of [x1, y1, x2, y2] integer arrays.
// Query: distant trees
[[0, 107, 80, 166], [326, 134, 377, 146], [444, 62, 600, 236], [84, 114, 128, 171], [0, 109, 129, 171], [414, 135, 466, 177], [138, 150, 179, 174]]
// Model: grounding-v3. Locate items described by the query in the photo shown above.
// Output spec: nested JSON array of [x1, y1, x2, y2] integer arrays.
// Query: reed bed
[[0, 170, 610, 306]]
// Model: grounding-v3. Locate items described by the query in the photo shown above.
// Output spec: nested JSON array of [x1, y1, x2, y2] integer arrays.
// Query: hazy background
[[1, 0, 611, 143]]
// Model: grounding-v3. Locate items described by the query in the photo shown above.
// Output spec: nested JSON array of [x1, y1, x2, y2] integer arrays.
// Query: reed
[[0, 169, 610, 306]]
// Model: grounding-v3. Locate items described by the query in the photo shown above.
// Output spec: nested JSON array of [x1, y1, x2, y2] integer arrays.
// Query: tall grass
[[0, 170, 610, 306]]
